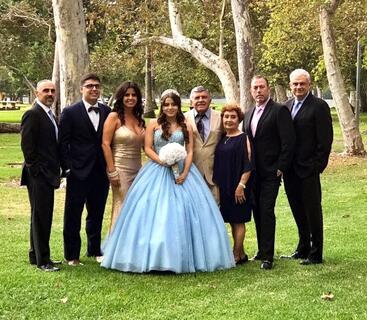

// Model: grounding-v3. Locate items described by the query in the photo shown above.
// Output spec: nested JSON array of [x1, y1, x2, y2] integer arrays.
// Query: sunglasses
[[82, 84, 101, 90]]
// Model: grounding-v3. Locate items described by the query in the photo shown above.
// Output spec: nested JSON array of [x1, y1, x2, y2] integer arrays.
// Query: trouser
[[252, 176, 281, 262], [27, 175, 54, 267], [63, 169, 109, 260], [284, 170, 323, 261]]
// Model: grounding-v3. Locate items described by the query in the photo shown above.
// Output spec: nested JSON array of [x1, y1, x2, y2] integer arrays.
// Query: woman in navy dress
[[101, 90, 235, 273], [213, 104, 253, 265]]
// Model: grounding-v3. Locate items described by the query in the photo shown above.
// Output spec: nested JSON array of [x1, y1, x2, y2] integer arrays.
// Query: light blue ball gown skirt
[[101, 130, 235, 273]]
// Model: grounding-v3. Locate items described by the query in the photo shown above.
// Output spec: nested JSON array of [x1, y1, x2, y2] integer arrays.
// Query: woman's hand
[[175, 172, 188, 185], [107, 170, 120, 188], [235, 185, 246, 204]]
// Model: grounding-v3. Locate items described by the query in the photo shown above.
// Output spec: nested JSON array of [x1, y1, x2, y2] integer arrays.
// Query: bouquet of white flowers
[[158, 142, 187, 179]]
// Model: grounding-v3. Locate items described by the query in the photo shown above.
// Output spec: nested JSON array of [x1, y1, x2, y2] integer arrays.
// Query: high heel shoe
[[235, 254, 249, 265]]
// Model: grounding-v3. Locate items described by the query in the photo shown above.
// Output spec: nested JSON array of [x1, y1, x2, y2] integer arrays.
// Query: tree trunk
[[52, 0, 89, 110], [0, 123, 21, 133], [230, 0, 254, 111], [52, 39, 61, 120], [133, 0, 239, 103], [319, 3, 365, 155], [316, 86, 322, 98], [144, 46, 156, 118], [274, 84, 288, 103]]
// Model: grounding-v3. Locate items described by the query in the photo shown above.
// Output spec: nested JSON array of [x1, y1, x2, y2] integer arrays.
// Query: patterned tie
[[196, 114, 206, 141], [48, 109, 58, 140], [291, 101, 302, 119]]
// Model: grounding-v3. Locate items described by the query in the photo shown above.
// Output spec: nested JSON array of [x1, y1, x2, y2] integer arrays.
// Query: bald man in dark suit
[[21, 80, 61, 272]]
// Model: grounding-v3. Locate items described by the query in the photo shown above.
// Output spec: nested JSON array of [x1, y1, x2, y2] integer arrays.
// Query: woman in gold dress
[[102, 82, 145, 230]]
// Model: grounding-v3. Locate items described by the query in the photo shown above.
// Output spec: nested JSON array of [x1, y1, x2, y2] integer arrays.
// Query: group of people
[[20, 68, 333, 273]]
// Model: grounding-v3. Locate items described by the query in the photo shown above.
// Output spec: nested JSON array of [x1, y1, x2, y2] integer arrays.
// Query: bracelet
[[107, 170, 119, 178], [238, 182, 246, 189]]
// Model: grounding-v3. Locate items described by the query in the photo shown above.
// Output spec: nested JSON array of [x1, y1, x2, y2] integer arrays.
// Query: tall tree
[[133, 0, 239, 103], [320, 0, 365, 154], [231, 0, 255, 110], [52, 0, 89, 109]]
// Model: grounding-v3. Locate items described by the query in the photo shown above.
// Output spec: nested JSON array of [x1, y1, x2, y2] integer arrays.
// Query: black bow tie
[[88, 106, 99, 113]]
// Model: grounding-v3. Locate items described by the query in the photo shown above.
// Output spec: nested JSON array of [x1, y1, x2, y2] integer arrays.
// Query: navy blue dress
[[213, 133, 252, 223]]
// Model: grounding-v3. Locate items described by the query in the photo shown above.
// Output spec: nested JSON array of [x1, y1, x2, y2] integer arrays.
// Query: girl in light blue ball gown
[[101, 89, 235, 273]]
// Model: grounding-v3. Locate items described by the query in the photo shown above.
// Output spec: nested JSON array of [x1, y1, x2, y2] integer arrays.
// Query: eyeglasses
[[82, 84, 101, 90]]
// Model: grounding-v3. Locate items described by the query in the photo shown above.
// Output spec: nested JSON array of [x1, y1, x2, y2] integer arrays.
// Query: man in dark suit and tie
[[243, 75, 295, 270], [21, 79, 61, 272], [59, 73, 111, 266], [281, 69, 333, 265]]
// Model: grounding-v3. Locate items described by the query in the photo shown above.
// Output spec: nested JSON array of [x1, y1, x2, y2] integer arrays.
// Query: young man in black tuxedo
[[281, 69, 333, 265], [243, 75, 295, 270], [59, 73, 111, 266], [21, 80, 61, 272]]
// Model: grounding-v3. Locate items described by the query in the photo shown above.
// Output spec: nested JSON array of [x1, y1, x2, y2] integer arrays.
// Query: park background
[[1, 0, 367, 319]]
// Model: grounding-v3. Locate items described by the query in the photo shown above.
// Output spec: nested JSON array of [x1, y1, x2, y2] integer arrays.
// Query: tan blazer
[[185, 108, 223, 186]]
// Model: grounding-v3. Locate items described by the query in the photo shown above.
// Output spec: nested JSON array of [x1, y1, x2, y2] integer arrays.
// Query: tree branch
[[219, 0, 227, 59], [325, 0, 342, 15]]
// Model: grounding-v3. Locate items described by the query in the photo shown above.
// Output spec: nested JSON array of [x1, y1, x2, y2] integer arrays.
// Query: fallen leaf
[[60, 297, 68, 304], [321, 292, 334, 301]]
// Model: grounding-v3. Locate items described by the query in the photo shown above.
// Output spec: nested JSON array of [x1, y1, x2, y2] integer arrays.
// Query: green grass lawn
[[0, 110, 367, 319]]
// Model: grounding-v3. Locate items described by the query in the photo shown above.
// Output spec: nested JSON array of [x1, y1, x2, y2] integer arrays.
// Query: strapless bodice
[[153, 129, 184, 154], [112, 126, 144, 161]]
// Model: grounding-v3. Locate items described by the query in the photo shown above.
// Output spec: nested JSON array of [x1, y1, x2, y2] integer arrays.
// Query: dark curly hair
[[112, 81, 145, 128], [157, 91, 189, 144]]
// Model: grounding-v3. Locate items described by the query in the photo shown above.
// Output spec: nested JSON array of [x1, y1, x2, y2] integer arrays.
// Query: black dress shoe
[[280, 251, 308, 260], [260, 260, 273, 270], [300, 258, 322, 265], [38, 263, 60, 272], [250, 253, 261, 261], [235, 254, 249, 265]]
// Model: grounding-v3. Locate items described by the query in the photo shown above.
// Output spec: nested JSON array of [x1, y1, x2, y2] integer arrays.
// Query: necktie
[[291, 101, 302, 119], [88, 106, 99, 113], [196, 114, 206, 141], [48, 109, 58, 140]]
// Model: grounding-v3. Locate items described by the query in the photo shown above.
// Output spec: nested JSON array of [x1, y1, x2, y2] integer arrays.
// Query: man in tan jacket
[[185, 86, 223, 200]]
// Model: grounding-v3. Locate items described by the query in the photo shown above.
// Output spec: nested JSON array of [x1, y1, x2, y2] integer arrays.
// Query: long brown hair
[[112, 81, 145, 128], [157, 91, 189, 144]]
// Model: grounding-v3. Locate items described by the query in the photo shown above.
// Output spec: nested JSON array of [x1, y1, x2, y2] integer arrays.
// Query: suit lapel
[[187, 110, 204, 144], [79, 101, 98, 135], [294, 93, 312, 120], [204, 110, 217, 145], [245, 107, 255, 139], [96, 103, 107, 136], [35, 104, 58, 142], [255, 99, 272, 136]]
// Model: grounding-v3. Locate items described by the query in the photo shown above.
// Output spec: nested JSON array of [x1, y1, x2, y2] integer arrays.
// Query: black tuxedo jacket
[[59, 100, 111, 180], [243, 99, 295, 179], [20, 103, 60, 188], [285, 93, 333, 178]]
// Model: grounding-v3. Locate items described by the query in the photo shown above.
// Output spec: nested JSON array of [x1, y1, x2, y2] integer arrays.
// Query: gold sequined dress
[[110, 126, 144, 230]]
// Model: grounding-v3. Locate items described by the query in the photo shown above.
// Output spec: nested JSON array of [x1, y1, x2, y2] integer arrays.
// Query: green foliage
[[258, 0, 367, 90], [0, 0, 54, 95]]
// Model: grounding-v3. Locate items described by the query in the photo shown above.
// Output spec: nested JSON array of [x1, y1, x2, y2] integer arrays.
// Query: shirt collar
[[83, 99, 98, 110], [295, 91, 310, 105], [36, 99, 52, 114], [194, 108, 211, 119], [255, 97, 270, 110]]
